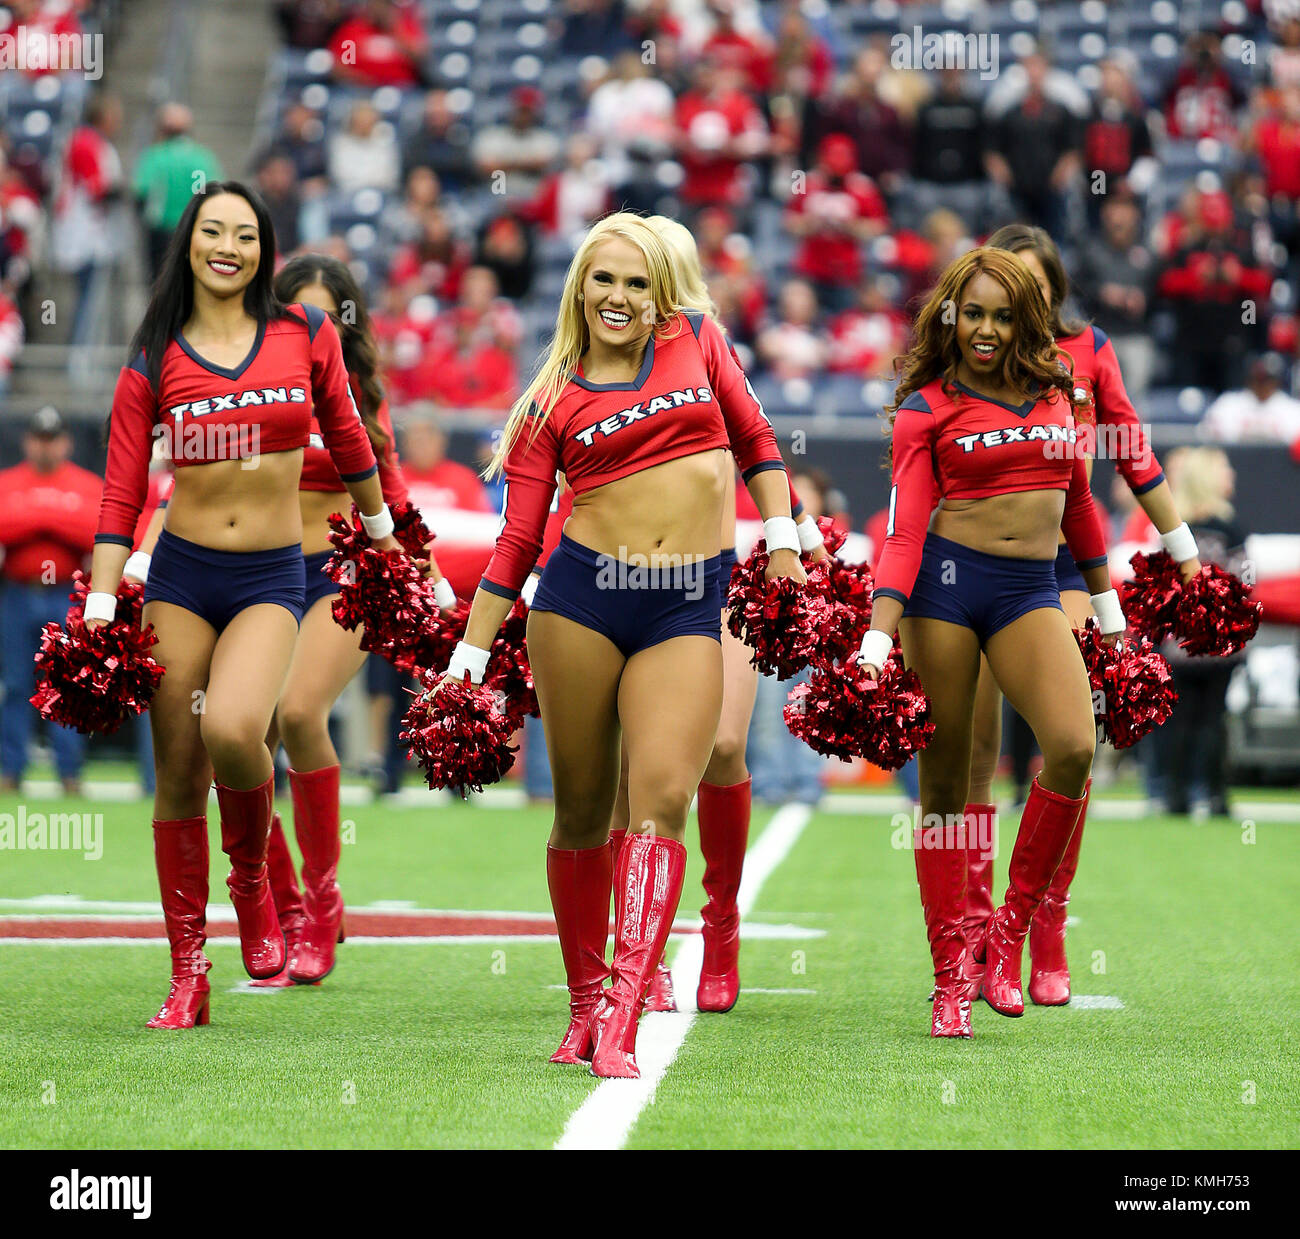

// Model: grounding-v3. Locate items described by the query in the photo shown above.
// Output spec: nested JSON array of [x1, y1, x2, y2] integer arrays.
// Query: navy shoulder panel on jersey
[[127, 349, 149, 377], [897, 389, 933, 414], [1089, 323, 1110, 352], [295, 302, 327, 340], [682, 309, 705, 338]]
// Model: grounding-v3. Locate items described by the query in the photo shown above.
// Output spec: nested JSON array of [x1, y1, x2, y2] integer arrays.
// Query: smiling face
[[190, 193, 260, 300], [580, 237, 655, 351], [955, 270, 1015, 380]]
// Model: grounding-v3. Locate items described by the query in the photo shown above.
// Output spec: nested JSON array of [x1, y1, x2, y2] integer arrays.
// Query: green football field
[[2, 770, 1298, 1150]]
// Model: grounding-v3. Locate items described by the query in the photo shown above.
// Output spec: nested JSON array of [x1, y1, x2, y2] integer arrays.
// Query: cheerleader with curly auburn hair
[[857, 248, 1121, 1038]]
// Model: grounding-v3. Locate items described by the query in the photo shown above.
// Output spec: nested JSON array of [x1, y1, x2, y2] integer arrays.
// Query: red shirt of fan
[[827, 305, 908, 377], [1254, 117, 1300, 199], [405, 459, 493, 514], [872, 378, 1109, 605], [481, 310, 787, 597], [327, 9, 425, 87], [788, 171, 887, 285], [96, 304, 377, 545], [675, 90, 766, 206], [0, 460, 102, 584]]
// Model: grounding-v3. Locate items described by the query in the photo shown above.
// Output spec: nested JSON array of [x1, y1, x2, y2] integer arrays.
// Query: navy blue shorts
[[1054, 543, 1088, 595], [531, 533, 721, 658], [303, 548, 337, 612], [144, 527, 306, 631], [902, 533, 1061, 644], [719, 546, 738, 611]]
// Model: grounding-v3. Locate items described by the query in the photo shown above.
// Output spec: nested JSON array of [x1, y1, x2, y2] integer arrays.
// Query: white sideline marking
[[818, 792, 1300, 823], [553, 803, 813, 1153], [741, 987, 816, 995], [1069, 995, 1125, 1010]]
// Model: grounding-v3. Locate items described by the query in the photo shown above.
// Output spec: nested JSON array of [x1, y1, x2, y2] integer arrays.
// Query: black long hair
[[127, 180, 290, 392], [984, 222, 1088, 339], [272, 253, 390, 454]]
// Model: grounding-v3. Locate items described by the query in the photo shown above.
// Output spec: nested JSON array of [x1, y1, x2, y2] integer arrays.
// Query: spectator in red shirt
[[674, 62, 769, 212], [0, 0, 83, 75], [785, 134, 888, 311], [400, 411, 494, 514], [387, 203, 471, 303], [702, 0, 775, 97], [1250, 84, 1300, 282], [827, 276, 908, 379], [0, 408, 101, 792], [328, 0, 427, 89], [1163, 33, 1245, 141], [771, 3, 834, 103], [0, 286, 23, 396], [521, 134, 613, 238]]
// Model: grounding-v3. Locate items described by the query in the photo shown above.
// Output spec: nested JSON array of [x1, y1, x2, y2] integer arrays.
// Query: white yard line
[[553, 803, 813, 1152]]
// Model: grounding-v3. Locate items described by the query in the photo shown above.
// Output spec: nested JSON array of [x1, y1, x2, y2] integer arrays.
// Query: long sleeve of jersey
[[96, 361, 158, 546], [311, 314, 379, 483], [1090, 328, 1164, 493], [698, 314, 787, 486], [1060, 447, 1109, 572], [373, 398, 410, 507], [722, 331, 803, 516], [480, 410, 561, 599], [872, 400, 938, 606]]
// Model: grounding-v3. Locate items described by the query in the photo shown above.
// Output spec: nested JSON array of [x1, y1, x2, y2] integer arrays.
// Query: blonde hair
[[645, 215, 718, 320], [485, 212, 684, 479], [1170, 447, 1235, 522]]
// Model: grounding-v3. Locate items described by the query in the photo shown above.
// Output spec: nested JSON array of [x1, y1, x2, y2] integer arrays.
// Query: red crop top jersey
[[481, 309, 789, 598], [96, 304, 378, 546], [872, 377, 1109, 607], [299, 379, 409, 507], [1058, 325, 1165, 494]]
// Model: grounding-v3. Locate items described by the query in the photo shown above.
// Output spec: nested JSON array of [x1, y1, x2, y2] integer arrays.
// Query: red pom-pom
[[1175, 563, 1262, 656], [67, 572, 147, 630], [813, 514, 847, 557], [484, 598, 538, 728], [31, 615, 164, 736], [1123, 550, 1261, 656], [784, 647, 934, 771], [816, 556, 874, 666], [400, 672, 518, 795], [726, 544, 830, 679], [1075, 620, 1178, 749], [389, 500, 436, 559]]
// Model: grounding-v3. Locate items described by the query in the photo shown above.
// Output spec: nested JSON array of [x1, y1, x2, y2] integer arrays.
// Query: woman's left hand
[[372, 533, 402, 554], [1177, 556, 1202, 584], [766, 547, 807, 586], [806, 542, 832, 566]]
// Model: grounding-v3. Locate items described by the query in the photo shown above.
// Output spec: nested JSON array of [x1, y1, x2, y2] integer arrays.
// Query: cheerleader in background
[[434, 213, 803, 1077], [858, 248, 1120, 1037], [88, 183, 398, 1028], [950, 225, 1203, 1006]]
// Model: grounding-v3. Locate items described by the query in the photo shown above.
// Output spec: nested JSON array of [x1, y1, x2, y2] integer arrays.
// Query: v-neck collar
[[176, 319, 266, 381], [572, 338, 657, 392], [952, 378, 1038, 418]]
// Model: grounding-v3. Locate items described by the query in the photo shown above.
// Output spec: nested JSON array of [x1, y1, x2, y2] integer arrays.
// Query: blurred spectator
[[697, 206, 766, 345], [381, 165, 467, 248], [1248, 85, 1300, 278], [264, 100, 329, 191], [50, 92, 124, 361], [1157, 189, 1272, 391], [475, 208, 536, 300], [254, 152, 302, 254], [984, 50, 1083, 239], [372, 285, 438, 403], [274, 0, 343, 49], [522, 134, 612, 238], [1269, 14, 1300, 91], [328, 0, 427, 88], [800, 45, 909, 193], [1160, 448, 1246, 817], [472, 86, 561, 201], [559, 0, 637, 58], [402, 89, 475, 190], [132, 104, 224, 280], [702, 0, 775, 96], [0, 142, 44, 303], [826, 276, 908, 380], [0, 408, 101, 795], [1201, 352, 1300, 441], [784, 133, 887, 311], [0, 287, 23, 395], [328, 101, 400, 194], [584, 51, 676, 190], [1082, 57, 1158, 217], [0, 0, 83, 75], [401, 410, 495, 511], [1163, 33, 1245, 142], [756, 279, 827, 379], [674, 62, 768, 212], [912, 67, 985, 186], [892, 206, 974, 307], [770, 1, 835, 103], [387, 204, 471, 302], [1073, 195, 1157, 396]]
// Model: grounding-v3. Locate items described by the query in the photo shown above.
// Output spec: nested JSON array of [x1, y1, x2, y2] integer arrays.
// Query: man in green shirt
[[132, 103, 224, 279]]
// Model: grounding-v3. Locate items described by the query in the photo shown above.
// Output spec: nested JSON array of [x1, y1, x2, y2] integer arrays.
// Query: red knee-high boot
[[696, 777, 750, 1013], [248, 812, 306, 988], [547, 842, 614, 1064], [982, 777, 1087, 1017], [288, 764, 344, 984], [587, 834, 687, 1078], [914, 826, 972, 1037], [215, 775, 284, 979], [147, 816, 212, 1029], [1029, 780, 1090, 1006], [961, 801, 997, 997], [611, 826, 677, 1012]]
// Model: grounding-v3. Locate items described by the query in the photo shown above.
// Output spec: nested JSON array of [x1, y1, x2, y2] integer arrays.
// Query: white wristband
[[763, 516, 800, 555], [447, 640, 490, 685], [360, 504, 394, 540], [796, 515, 825, 553], [432, 577, 456, 609], [84, 591, 117, 624], [123, 552, 151, 583], [1090, 589, 1126, 636], [1159, 522, 1198, 564], [857, 628, 894, 671], [520, 574, 540, 607]]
